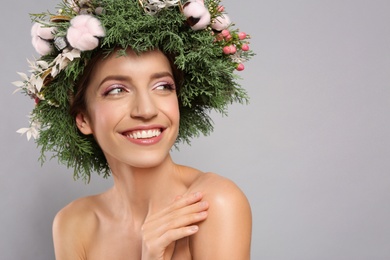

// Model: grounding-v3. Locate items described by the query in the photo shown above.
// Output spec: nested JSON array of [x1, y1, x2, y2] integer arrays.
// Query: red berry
[[215, 33, 224, 41], [230, 45, 237, 54], [241, 44, 250, 51], [238, 32, 247, 40], [221, 29, 230, 38], [236, 63, 245, 71], [223, 46, 231, 54]]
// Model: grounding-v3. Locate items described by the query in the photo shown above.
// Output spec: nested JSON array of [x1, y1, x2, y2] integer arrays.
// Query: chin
[[106, 147, 173, 171]]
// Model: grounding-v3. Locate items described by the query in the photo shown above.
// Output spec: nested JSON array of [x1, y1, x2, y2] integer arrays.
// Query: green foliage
[[19, 0, 253, 182]]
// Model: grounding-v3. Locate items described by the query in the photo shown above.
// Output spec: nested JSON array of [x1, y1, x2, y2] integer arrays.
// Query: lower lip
[[123, 131, 164, 146]]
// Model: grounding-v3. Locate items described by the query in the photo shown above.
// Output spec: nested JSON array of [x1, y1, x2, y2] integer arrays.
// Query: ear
[[75, 112, 93, 135]]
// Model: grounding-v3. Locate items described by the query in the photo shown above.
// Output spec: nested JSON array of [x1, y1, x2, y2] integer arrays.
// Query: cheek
[[87, 101, 124, 130], [163, 96, 180, 122]]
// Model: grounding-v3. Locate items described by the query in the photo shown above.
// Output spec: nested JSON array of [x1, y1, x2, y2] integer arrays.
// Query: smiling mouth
[[124, 129, 162, 139]]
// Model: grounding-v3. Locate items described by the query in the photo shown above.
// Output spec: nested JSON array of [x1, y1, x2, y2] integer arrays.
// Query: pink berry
[[241, 44, 250, 51], [236, 63, 245, 71], [223, 46, 231, 54], [238, 32, 247, 40], [230, 45, 237, 54], [221, 29, 230, 38], [218, 5, 225, 12], [215, 33, 224, 41], [225, 34, 232, 41]]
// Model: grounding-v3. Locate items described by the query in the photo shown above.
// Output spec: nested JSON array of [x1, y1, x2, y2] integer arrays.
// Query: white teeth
[[127, 129, 161, 139]]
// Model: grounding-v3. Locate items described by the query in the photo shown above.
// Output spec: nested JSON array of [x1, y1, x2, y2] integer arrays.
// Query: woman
[[15, 0, 253, 258]]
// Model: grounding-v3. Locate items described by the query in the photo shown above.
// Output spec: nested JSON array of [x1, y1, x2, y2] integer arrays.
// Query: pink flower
[[31, 23, 56, 55], [66, 15, 105, 51], [183, 0, 211, 30], [211, 14, 231, 32]]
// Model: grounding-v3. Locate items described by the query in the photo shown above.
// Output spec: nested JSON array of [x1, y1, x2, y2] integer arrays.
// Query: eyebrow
[[98, 71, 174, 88]]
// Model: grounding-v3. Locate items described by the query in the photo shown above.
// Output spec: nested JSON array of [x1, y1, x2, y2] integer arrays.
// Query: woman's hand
[[141, 192, 209, 260]]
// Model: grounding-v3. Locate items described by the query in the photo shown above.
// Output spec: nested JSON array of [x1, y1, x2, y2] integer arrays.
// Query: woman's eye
[[155, 83, 175, 91], [104, 85, 127, 96]]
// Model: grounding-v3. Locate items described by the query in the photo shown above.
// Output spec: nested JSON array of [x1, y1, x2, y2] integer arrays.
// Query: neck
[[106, 154, 186, 221]]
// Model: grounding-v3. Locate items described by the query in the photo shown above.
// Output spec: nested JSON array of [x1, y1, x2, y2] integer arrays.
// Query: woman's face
[[76, 49, 180, 169]]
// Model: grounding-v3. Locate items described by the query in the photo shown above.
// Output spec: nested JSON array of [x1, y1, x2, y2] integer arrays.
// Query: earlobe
[[75, 113, 93, 135]]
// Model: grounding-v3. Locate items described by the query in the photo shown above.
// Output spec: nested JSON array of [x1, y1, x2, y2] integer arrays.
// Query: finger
[[145, 209, 208, 241], [157, 225, 200, 249], [142, 202, 208, 240], [145, 199, 209, 227], [169, 192, 204, 211], [141, 225, 200, 258], [173, 195, 182, 201], [166, 200, 209, 221], [161, 210, 208, 232], [146, 192, 204, 222]]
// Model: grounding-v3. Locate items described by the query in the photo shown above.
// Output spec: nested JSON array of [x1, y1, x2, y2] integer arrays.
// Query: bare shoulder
[[180, 167, 251, 215], [189, 173, 252, 259], [190, 172, 250, 206], [53, 194, 102, 259], [53, 195, 99, 230]]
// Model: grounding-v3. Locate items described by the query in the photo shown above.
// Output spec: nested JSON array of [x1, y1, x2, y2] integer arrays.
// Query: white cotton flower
[[211, 14, 231, 31], [182, 0, 211, 30], [67, 15, 105, 51]]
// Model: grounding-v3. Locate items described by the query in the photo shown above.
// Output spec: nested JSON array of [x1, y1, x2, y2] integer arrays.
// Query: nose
[[130, 91, 158, 120]]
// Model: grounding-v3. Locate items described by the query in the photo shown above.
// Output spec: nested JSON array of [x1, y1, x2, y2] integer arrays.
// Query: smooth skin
[[52, 49, 252, 259]]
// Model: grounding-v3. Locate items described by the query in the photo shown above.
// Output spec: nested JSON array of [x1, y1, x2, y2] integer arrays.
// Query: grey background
[[1, 0, 390, 259]]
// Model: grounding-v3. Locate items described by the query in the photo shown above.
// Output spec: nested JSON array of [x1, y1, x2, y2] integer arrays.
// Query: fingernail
[[199, 201, 207, 207], [191, 225, 199, 231], [199, 211, 207, 217]]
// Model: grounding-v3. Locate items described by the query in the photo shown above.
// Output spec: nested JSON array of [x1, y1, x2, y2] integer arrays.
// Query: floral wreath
[[14, 0, 254, 181]]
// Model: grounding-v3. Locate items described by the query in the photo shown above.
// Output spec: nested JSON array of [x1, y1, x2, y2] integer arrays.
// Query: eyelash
[[103, 84, 127, 96], [155, 83, 176, 91], [102, 82, 176, 96]]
